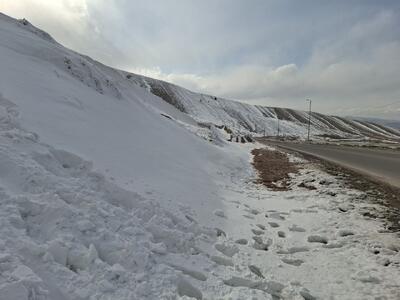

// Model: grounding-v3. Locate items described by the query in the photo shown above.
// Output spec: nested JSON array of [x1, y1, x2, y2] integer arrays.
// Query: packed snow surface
[[0, 12, 399, 300]]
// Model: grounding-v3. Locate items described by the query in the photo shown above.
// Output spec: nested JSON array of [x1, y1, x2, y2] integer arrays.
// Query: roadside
[[257, 139, 400, 189], [204, 143, 400, 299], [258, 141, 400, 233], [321, 160, 400, 232]]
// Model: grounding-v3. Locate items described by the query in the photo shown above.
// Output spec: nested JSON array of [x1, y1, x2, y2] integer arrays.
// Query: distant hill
[[351, 116, 400, 131], [127, 73, 400, 141]]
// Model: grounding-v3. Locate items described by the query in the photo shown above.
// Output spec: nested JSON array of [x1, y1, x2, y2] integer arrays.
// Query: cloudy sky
[[1, 0, 400, 118]]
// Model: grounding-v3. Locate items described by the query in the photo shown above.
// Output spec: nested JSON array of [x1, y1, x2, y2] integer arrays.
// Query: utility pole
[[277, 118, 280, 139], [306, 99, 312, 142]]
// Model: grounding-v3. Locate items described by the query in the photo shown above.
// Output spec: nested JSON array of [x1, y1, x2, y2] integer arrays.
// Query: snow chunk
[[47, 240, 68, 266], [177, 277, 203, 300]]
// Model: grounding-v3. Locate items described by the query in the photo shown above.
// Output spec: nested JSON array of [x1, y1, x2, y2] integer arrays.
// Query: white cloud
[[0, 0, 89, 32], [134, 11, 400, 118], [0, 0, 128, 67]]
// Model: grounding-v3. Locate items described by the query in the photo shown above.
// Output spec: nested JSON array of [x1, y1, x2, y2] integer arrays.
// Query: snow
[[0, 13, 229, 222], [0, 12, 399, 300], [131, 75, 400, 141]]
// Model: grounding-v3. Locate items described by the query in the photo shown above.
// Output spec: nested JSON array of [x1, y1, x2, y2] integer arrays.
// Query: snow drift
[[0, 12, 252, 299]]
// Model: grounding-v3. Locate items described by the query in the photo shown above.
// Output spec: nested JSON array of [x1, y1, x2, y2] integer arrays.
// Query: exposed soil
[[251, 148, 298, 191]]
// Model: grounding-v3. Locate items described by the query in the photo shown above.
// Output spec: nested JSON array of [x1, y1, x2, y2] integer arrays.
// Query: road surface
[[263, 141, 400, 189]]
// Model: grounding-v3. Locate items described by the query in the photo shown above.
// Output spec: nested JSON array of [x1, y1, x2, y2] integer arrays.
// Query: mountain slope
[[0, 13, 236, 217], [352, 116, 400, 131], [0, 12, 258, 299], [127, 74, 400, 141]]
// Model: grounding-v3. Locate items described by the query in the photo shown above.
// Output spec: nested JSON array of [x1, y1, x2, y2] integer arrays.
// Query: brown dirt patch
[[251, 148, 298, 191]]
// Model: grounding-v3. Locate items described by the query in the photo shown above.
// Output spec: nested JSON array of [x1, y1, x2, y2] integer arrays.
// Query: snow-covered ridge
[[0, 12, 57, 44], [128, 75, 400, 141], [0, 12, 253, 299], [0, 11, 235, 220]]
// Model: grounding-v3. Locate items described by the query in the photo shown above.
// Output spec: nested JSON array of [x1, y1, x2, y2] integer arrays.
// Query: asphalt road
[[264, 141, 400, 189]]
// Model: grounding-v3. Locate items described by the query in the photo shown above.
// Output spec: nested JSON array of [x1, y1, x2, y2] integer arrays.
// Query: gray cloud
[[1, 0, 400, 118]]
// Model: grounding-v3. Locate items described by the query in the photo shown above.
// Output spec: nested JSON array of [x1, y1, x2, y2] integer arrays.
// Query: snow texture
[[0, 12, 399, 300]]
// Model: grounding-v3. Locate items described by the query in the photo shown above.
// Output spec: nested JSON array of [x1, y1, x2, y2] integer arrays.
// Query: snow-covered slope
[[0, 13, 232, 219], [1, 13, 400, 300], [0, 12, 251, 299], [352, 116, 400, 131], [127, 74, 400, 141]]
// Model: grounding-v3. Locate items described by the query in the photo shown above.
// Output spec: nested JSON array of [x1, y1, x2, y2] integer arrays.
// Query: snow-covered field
[[0, 13, 399, 300]]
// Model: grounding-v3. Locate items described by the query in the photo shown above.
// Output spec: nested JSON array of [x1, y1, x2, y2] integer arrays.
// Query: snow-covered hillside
[[352, 117, 400, 131], [127, 75, 400, 141], [0, 13, 234, 218], [0, 12, 251, 299], [1, 13, 400, 300]]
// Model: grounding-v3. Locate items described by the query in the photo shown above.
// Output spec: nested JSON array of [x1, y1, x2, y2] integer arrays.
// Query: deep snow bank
[[0, 12, 252, 221], [0, 13, 255, 299]]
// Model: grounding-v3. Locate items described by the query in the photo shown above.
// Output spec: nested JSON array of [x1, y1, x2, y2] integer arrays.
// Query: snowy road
[[264, 141, 400, 189]]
